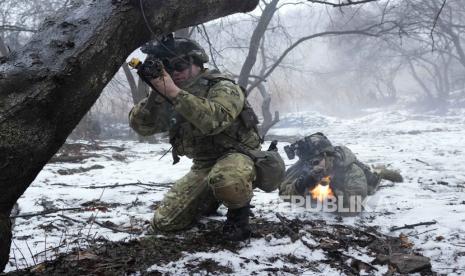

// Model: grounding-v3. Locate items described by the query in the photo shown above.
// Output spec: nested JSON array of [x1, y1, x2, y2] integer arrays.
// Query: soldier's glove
[[294, 168, 324, 195], [129, 100, 155, 124], [139, 57, 164, 80], [267, 140, 278, 152]]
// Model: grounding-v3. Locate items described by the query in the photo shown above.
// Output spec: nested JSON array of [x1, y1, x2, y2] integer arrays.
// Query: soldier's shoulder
[[203, 73, 242, 97], [203, 69, 235, 83], [203, 70, 241, 89], [334, 145, 357, 167]]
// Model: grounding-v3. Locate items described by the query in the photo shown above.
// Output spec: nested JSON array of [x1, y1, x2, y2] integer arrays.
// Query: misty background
[[1, 0, 464, 140]]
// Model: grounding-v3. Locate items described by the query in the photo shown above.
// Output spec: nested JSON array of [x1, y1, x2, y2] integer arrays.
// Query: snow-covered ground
[[6, 109, 465, 274]]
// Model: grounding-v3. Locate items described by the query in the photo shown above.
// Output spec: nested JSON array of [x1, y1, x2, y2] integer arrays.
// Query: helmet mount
[[140, 33, 209, 65]]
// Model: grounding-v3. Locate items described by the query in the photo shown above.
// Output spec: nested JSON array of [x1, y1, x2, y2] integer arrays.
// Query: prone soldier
[[279, 133, 402, 214]]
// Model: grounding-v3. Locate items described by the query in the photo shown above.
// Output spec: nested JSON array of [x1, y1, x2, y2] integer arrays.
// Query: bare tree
[[379, 0, 465, 109], [0, 36, 7, 56], [200, 0, 390, 136]]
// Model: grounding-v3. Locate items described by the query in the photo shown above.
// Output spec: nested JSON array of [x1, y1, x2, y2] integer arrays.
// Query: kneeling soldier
[[129, 35, 262, 241]]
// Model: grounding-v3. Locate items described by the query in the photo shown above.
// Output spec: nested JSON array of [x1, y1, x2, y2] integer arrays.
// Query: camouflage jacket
[[279, 146, 368, 200], [129, 69, 261, 164]]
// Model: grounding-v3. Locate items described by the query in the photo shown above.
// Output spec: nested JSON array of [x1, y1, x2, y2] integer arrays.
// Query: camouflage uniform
[[280, 145, 379, 209], [129, 69, 261, 231]]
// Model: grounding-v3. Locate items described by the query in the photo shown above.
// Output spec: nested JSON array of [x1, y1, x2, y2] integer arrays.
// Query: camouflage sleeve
[[128, 96, 171, 136], [340, 164, 368, 201], [279, 178, 301, 197], [279, 161, 307, 198], [173, 80, 244, 135]]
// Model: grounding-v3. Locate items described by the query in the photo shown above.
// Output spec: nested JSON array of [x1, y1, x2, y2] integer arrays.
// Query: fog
[[1, 0, 464, 135], [2, 1, 465, 274]]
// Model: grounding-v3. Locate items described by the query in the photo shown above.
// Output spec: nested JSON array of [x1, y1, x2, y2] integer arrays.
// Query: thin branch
[[0, 25, 37, 33], [81, 182, 173, 189], [10, 207, 84, 219], [247, 24, 395, 92], [59, 214, 142, 235], [430, 0, 447, 51], [390, 220, 437, 232], [308, 0, 378, 8], [199, 24, 220, 70]]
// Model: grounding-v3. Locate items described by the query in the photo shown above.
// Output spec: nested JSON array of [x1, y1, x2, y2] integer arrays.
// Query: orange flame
[[310, 176, 334, 202]]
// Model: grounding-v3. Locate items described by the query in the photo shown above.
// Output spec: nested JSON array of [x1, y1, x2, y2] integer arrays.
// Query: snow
[[147, 238, 331, 275], [6, 108, 465, 274]]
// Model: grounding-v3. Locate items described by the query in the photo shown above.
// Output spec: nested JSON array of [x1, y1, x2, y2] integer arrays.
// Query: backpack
[[222, 138, 285, 193]]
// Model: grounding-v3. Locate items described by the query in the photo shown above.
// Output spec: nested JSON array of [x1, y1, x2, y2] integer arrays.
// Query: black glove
[[138, 57, 164, 80], [294, 167, 325, 195], [267, 140, 278, 152]]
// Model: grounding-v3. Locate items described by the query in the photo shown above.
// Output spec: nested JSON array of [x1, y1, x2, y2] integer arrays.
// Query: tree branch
[[307, 0, 378, 7], [238, 0, 279, 88], [430, 0, 447, 51], [390, 221, 437, 232], [247, 24, 395, 92], [0, 25, 37, 33]]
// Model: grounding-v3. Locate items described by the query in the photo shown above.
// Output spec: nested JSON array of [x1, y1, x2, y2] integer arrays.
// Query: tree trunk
[[0, 0, 257, 270], [123, 62, 147, 105], [0, 37, 8, 56], [237, 0, 279, 88], [407, 59, 434, 100], [257, 83, 279, 138], [136, 77, 149, 102], [122, 62, 140, 104]]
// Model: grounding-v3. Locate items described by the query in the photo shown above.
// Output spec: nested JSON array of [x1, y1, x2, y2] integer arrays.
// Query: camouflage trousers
[[0, 213, 11, 272], [153, 153, 255, 231]]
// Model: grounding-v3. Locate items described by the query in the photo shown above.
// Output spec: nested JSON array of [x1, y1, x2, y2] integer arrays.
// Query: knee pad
[[208, 154, 254, 209]]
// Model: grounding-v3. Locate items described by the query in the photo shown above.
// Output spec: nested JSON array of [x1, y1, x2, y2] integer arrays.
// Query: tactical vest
[[169, 71, 261, 163]]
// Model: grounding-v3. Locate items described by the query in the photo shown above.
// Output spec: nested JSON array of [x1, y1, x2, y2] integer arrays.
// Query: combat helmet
[[303, 132, 334, 156], [292, 132, 334, 160], [141, 34, 209, 66]]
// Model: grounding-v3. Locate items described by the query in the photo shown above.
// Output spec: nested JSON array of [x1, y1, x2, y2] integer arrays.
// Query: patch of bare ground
[[6, 216, 433, 275]]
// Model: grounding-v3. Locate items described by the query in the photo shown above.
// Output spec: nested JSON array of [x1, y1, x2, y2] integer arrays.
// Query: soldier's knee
[[152, 211, 192, 232], [208, 153, 254, 209]]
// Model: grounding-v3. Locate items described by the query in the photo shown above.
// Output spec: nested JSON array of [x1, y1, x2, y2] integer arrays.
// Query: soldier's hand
[[151, 70, 180, 99], [139, 57, 164, 79], [294, 170, 321, 195]]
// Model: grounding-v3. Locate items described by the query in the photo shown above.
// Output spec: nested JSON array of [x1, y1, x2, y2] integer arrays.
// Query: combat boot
[[377, 168, 403, 183], [0, 213, 12, 272], [223, 205, 251, 241]]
